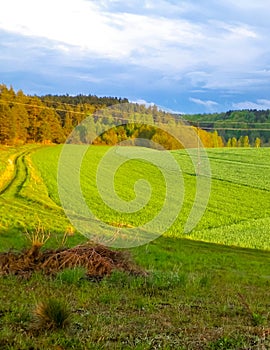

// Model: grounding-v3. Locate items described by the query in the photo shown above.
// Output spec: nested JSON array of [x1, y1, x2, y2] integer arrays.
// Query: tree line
[[0, 84, 262, 149], [184, 109, 269, 146], [0, 84, 224, 149], [0, 84, 130, 145]]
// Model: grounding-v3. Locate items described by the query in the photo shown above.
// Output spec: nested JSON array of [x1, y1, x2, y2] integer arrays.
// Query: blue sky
[[1, 0, 270, 113]]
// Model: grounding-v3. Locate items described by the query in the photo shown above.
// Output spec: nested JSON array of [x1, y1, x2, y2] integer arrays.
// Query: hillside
[[183, 109, 270, 146], [2, 84, 269, 147], [0, 145, 269, 250], [0, 145, 269, 348]]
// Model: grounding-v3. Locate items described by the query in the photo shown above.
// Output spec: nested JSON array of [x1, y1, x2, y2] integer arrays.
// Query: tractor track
[[0, 149, 35, 198], [0, 147, 61, 209], [0, 152, 25, 197], [0, 152, 28, 196]]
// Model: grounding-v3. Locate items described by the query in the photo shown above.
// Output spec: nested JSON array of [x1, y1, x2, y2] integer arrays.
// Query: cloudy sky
[[1, 0, 270, 113]]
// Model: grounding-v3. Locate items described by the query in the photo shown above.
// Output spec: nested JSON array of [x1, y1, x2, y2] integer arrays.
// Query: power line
[[187, 121, 270, 125], [0, 100, 89, 116], [1, 99, 270, 131], [198, 127, 270, 131]]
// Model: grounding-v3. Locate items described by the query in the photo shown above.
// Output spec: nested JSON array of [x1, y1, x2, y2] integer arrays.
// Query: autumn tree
[[243, 135, 250, 147], [255, 137, 261, 148], [227, 138, 232, 147], [0, 102, 14, 144], [231, 137, 237, 147]]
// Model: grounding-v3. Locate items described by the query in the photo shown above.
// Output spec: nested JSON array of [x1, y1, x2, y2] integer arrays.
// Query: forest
[[0, 84, 266, 148], [184, 109, 270, 146]]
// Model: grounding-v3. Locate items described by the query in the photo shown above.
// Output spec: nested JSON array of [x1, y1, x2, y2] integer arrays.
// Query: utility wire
[[1, 99, 270, 131]]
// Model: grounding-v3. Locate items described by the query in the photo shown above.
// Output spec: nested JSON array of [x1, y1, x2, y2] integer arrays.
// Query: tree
[[12, 104, 29, 144], [26, 96, 43, 142], [82, 117, 97, 144], [237, 136, 244, 147], [212, 130, 224, 147], [101, 128, 118, 145], [36, 108, 64, 143], [227, 138, 232, 147], [255, 137, 261, 148], [0, 85, 16, 144], [0, 102, 14, 144], [63, 106, 74, 136], [243, 135, 250, 147], [231, 137, 237, 147], [13, 89, 30, 144]]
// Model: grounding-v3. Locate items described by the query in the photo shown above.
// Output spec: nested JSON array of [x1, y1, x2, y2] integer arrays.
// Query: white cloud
[[0, 0, 122, 57], [224, 0, 270, 10], [131, 99, 155, 107], [1, 0, 270, 112], [210, 20, 258, 39], [0, 0, 202, 63], [189, 98, 218, 108], [0, 0, 263, 75], [232, 99, 270, 110], [144, 0, 196, 15]]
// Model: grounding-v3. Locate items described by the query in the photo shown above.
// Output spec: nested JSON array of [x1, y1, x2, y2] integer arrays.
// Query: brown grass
[[0, 242, 145, 279], [31, 298, 71, 331]]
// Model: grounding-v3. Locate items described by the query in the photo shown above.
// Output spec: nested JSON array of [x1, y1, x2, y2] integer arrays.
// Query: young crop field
[[0, 145, 269, 349], [30, 145, 270, 250], [0, 145, 78, 251]]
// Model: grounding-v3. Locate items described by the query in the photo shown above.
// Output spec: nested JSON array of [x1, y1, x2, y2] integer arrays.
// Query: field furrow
[[0, 146, 71, 243]]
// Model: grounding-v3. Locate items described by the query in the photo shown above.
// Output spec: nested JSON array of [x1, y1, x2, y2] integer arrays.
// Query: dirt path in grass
[[0, 146, 62, 211], [0, 150, 29, 197], [0, 146, 70, 237]]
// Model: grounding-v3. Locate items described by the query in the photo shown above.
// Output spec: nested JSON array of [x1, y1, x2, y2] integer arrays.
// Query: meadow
[[0, 144, 269, 349], [31, 145, 270, 250]]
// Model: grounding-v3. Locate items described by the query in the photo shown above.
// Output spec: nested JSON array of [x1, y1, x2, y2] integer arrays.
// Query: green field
[[0, 145, 269, 349], [31, 145, 270, 250]]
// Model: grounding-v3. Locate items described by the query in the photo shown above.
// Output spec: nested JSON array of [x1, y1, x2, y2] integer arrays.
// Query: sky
[[1, 0, 270, 114]]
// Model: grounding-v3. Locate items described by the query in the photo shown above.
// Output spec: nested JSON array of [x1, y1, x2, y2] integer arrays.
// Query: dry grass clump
[[0, 241, 144, 279], [24, 222, 50, 248], [32, 298, 71, 331]]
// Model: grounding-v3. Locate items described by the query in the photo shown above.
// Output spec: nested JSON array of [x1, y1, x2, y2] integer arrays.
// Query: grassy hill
[[0, 145, 269, 349], [32, 145, 270, 250]]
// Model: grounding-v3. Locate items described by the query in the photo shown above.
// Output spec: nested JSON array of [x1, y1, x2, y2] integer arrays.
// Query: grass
[[0, 145, 80, 251], [0, 145, 33, 193], [0, 144, 269, 348], [31, 298, 71, 331], [0, 238, 269, 349], [31, 145, 270, 249]]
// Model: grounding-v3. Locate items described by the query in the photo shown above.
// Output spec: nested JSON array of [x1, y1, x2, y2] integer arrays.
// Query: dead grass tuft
[[32, 298, 71, 331], [24, 222, 50, 249], [0, 241, 145, 279]]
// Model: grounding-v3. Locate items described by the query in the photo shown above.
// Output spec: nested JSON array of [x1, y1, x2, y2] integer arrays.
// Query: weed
[[55, 267, 87, 285], [208, 335, 246, 349], [64, 225, 75, 237], [24, 221, 50, 249], [199, 274, 211, 288], [144, 271, 188, 290], [31, 298, 71, 331], [103, 270, 134, 286], [238, 292, 266, 326], [251, 312, 266, 326]]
